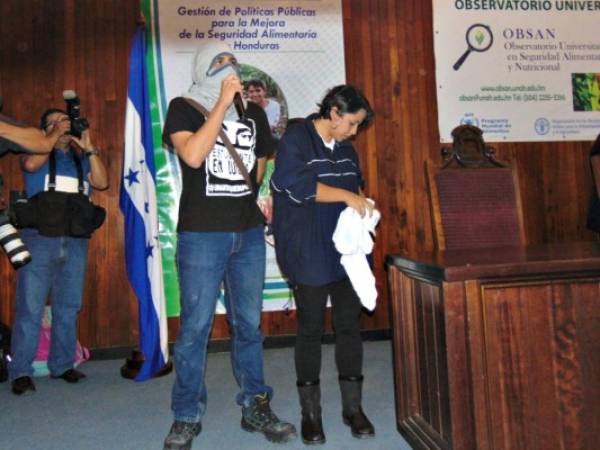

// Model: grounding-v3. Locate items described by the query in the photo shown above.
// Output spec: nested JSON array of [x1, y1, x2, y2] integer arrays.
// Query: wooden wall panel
[[390, 262, 600, 449], [480, 281, 599, 450], [1, 0, 597, 350], [0, 0, 140, 349]]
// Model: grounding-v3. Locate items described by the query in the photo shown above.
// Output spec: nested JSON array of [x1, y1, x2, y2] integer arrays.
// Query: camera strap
[[48, 149, 85, 194], [183, 98, 254, 192]]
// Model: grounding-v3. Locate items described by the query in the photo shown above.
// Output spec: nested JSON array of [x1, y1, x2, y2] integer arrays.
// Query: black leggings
[[293, 278, 363, 382]]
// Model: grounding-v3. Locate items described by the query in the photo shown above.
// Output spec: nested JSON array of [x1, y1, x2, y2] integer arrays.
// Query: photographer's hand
[[70, 129, 93, 153], [21, 116, 71, 172], [44, 118, 71, 148], [72, 130, 108, 191]]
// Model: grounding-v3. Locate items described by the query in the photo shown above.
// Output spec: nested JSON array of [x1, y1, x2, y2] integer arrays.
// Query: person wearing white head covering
[[161, 44, 294, 450], [185, 41, 242, 122]]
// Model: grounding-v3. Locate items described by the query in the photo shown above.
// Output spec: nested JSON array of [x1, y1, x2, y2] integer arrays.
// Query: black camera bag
[[14, 149, 105, 237], [12, 197, 39, 228], [67, 192, 106, 237]]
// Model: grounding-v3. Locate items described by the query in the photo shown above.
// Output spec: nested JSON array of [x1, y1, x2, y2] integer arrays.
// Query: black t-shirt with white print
[[163, 97, 274, 232]]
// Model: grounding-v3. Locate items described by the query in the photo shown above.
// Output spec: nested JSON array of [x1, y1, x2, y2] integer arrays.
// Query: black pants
[[294, 278, 363, 382]]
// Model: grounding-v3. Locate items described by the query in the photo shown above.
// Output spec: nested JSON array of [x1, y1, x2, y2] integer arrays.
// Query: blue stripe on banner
[[264, 281, 290, 290], [119, 25, 167, 381]]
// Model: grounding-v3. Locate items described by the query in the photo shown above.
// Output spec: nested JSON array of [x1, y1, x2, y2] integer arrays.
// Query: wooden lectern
[[387, 127, 600, 449]]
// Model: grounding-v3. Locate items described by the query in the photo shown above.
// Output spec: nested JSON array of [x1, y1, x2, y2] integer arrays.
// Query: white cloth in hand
[[332, 201, 381, 311]]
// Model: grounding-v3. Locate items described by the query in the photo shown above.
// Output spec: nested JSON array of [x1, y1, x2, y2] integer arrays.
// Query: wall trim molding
[[89, 328, 392, 361]]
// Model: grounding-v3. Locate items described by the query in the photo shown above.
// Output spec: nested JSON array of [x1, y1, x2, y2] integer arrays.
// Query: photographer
[[8, 108, 107, 396]]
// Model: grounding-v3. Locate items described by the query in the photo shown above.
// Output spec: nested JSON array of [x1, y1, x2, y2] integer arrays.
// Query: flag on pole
[[120, 25, 168, 381]]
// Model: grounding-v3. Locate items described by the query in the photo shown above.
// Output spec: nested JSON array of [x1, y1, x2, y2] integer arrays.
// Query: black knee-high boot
[[339, 375, 375, 439], [297, 380, 326, 445]]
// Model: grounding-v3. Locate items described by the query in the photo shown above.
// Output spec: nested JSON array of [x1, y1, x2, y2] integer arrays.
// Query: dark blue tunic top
[[271, 116, 363, 286]]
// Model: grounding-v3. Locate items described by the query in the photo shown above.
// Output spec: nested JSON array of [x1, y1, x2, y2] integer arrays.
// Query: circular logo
[[534, 118, 550, 135], [466, 24, 494, 52]]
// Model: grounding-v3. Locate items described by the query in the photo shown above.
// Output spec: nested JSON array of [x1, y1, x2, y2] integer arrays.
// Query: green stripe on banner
[[142, 0, 181, 316], [263, 293, 292, 300]]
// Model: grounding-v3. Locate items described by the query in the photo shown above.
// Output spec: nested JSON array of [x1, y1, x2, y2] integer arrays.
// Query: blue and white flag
[[120, 25, 168, 381]]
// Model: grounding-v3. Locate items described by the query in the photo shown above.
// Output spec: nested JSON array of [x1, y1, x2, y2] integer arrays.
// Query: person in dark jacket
[[271, 85, 375, 444]]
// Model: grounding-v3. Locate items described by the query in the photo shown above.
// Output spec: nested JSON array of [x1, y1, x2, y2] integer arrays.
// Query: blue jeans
[[9, 229, 89, 380], [172, 226, 272, 423]]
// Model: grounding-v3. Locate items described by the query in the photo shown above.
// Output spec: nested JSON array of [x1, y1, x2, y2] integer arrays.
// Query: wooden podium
[[386, 242, 600, 450]]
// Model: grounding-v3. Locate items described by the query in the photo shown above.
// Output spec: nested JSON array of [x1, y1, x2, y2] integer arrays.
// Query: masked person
[[161, 42, 296, 450], [8, 108, 108, 396], [271, 85, 376, 444]]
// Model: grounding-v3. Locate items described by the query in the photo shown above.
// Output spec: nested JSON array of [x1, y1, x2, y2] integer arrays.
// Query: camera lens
[[0, 214, 31, 270]]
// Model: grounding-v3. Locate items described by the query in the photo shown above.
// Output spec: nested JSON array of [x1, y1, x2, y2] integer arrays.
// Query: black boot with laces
[[241, 393, 297, 443], [163, 420, 202, 450]]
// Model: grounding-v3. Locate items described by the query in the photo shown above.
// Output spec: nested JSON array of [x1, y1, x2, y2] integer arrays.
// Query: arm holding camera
[[71, 130, 108, 191], [61, 90, 108, 190], [21, 110, 107, 190], [0, 118, 65, 154], [0, 95, 63, 154], [22, 130, 108, 190], [20, 115, 71, 172], [22, 95, 108, 191]]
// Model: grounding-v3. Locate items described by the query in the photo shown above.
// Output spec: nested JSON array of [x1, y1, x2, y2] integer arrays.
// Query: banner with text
[[433, 1, 600, 142], [142, 0, 345, 315]]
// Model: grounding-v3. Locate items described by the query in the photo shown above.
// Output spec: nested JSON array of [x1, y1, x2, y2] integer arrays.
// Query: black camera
[[0, 175, 31, 270], [63, 90, 89, 138]]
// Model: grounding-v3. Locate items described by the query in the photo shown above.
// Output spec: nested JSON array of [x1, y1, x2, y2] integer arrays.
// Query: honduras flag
[[119, 25, 168, 381]]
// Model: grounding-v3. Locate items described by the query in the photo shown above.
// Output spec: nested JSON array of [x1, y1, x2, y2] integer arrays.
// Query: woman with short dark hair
[[271, 84, 376, 445]]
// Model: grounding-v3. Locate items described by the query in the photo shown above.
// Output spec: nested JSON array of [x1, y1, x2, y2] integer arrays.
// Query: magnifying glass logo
[[453, 23, 493, 71]]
